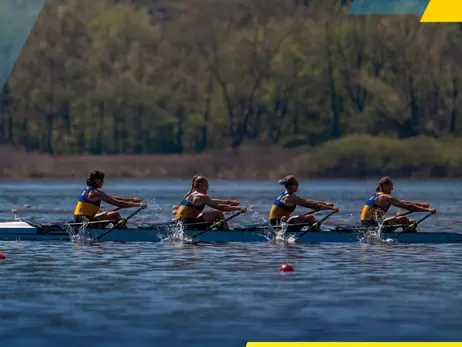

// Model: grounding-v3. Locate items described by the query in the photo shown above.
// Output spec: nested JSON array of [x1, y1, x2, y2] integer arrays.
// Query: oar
[[9, 204, 32, 214], [399, 211, 434, 233], [96, 206, 145, 241], [292, 210, 338, 242], [191, 209, 249, 240]]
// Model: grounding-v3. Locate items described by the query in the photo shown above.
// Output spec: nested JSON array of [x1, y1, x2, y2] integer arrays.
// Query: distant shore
[[0, 146, 300, 180], [1, 135, 462, 180]]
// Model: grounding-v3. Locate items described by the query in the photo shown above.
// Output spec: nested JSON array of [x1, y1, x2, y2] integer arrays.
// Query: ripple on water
[[2, 241, 462, 346], [2, 180, 462, 346]]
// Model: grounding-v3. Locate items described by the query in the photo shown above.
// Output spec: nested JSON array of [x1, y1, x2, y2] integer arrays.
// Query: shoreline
[[0, 173, 462, 183], [2, 135, 462, 181], [2, 177, 462, 182]]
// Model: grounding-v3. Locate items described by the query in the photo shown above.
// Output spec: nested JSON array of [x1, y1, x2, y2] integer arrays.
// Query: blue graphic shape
[[348, 0, 429, 14], [0, 0, 45, 88]]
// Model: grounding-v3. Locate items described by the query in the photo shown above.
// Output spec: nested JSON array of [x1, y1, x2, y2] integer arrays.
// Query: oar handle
[[96, 206, 145, 241], [400, 211, 434, 233]]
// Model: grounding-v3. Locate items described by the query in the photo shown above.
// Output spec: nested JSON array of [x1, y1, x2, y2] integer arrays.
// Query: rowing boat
[[0, 220, 461, 244]]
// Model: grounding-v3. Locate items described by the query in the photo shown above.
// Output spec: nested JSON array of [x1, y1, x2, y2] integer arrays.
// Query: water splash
[[359, 219, 395, 245], [62, 217, 98, 246], [146, 198, 163, 222], [12, 212, 20, 221], [273, 222, 289, 242], [249, 211, 277, 241], [158, 220, 193, 243]]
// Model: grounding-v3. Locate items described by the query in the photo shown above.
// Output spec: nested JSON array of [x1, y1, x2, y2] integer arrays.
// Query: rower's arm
[[212, 199, 240, 205], [389, 196, 432, 212], [290, 195, 336, 211], [201, 196, 242, 212], [93, 191, 144, 208], [401, 200, 430, 208], [112, 196, 141, 202]]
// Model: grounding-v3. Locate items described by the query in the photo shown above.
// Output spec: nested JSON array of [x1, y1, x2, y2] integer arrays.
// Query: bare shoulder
[[287, 193, 301, 202], [386, 195, 405, 206], [377, 193, 392, 201], [90, 189, 105, 198], [194, 193, 209, 201], [375, 193, 395, 207]]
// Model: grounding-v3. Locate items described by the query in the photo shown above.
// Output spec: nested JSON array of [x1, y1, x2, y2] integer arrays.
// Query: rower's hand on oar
[[138, 202, 148, 209], [325, 203, 339, 212], [428, 208, 437, 214], [239, 206, 248, 213]]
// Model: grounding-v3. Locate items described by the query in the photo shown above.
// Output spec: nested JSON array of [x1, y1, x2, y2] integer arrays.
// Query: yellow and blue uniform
[[360, 192, 389, 226], [73, 188, 101, 219], [269, 192, 296, 224], [176, 192, 206, 222]]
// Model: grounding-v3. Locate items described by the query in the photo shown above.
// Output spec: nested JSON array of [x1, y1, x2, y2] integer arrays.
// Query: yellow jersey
[[176, 192, 206, 221], [269, 192, 296, 220], [360, 192, 389, 221], [73, 188, 101, 218]]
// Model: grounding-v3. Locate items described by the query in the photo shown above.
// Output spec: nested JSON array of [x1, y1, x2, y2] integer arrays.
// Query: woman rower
[[175, 175, 247, 230], [269, 175, 339, 231], [360, 176, 436, 231], [73, 170, 147, 228]]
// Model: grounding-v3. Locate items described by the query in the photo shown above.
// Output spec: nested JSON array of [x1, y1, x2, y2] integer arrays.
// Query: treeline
[[1, 0, 462, 155]]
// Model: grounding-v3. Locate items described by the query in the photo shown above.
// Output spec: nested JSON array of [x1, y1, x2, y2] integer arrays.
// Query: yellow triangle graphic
[[421, 0, 462, 22]]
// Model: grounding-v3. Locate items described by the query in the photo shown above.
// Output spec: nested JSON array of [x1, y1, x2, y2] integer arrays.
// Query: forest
[[1, 0, 462, 178]]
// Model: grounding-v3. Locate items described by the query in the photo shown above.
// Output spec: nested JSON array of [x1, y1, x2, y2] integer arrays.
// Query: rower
[[175, 175, 247, 230], [269, 175, 339, 231], [360, 176, 436, 232], [73, 170, 147, 228]]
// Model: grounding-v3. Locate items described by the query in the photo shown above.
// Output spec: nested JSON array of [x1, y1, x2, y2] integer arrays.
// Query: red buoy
[[280, 263, 293, 272], [0, 253, 5, 260]]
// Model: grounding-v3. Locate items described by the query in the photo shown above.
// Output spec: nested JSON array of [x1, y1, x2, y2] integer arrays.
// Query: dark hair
[[86, 170, 105, 187], [376, 176, 392, 192], [279, 175, 298, 188], [179, 175, 209, 204]]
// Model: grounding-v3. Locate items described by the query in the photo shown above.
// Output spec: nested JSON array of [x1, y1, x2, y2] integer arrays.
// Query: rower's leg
[[201, 211, 230, 230], [94, 211, 124, 228], [383, 216, 416, 232], [287, 214, 318, 231]]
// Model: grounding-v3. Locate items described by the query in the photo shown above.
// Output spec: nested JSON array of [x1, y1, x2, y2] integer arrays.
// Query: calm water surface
[[1, 179, 462, 346]]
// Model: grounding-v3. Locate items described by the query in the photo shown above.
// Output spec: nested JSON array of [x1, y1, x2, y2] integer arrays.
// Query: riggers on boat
[[0, 220, 461, 244]]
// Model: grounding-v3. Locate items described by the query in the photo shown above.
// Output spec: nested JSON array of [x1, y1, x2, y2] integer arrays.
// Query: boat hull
[[0, 221, 461, 244]]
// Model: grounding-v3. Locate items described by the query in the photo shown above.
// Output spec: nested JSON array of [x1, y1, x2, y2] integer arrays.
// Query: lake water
[[1, 179, 462, 346]]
